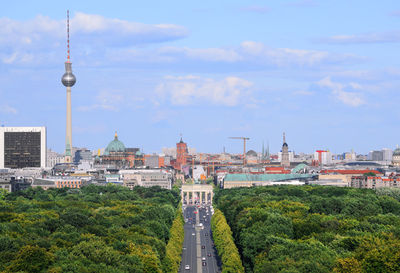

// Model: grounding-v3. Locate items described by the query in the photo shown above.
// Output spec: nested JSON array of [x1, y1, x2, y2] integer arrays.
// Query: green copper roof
[[291, 163, 308, 174], [104, 132, 126, 155], [224, 173, 314, 182], [394, 147, 400, 156]]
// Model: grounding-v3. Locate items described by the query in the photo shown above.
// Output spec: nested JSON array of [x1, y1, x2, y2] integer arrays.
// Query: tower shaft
[[65, 87, 72, 163]]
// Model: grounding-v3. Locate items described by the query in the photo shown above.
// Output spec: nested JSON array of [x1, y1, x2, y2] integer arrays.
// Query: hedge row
[[162, 204, 185, 273], [211, 209, 245, 273]]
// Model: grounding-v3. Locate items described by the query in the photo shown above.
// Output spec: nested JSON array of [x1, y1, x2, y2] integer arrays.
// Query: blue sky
[[1, 0, 400, 155]]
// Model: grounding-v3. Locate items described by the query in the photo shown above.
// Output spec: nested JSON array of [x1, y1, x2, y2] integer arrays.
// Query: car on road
[[207, 253, 212, 257], [202, 262, 207, 266], [202, 245, 205, 249], [185, 265, 190, 270], [202, 257, 206, 261], [192, 233, 195, 236]]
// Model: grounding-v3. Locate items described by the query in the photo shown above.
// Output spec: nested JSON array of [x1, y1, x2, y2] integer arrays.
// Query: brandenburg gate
[[181, 184, 213, 205]]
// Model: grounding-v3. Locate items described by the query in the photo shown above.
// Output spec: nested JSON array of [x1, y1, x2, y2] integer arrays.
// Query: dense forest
[[214, 186, 400, 273], [0, 185, 181, 273]]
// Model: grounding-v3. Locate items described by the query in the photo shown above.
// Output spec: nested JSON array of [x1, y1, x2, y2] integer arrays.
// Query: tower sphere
[[62, 62, 76, 87]]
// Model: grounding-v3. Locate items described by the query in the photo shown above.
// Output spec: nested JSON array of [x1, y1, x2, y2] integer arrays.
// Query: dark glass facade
[[4, 132, 41, 168]]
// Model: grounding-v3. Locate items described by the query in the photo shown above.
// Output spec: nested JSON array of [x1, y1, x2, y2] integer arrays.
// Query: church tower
[[281, 133, 290, 168]]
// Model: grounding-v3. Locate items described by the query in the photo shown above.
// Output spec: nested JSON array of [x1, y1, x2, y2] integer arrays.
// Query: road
[[179, 205, 221, 273]]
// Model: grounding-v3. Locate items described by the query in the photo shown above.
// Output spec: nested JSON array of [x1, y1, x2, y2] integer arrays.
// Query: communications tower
[[61, 10, 76, 163]]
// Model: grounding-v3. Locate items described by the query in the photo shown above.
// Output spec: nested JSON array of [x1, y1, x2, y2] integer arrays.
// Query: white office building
[[0, 127, 46, 168]]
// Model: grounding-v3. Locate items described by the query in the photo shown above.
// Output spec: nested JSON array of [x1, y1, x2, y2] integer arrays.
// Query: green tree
[[6, 245, 54, 273]]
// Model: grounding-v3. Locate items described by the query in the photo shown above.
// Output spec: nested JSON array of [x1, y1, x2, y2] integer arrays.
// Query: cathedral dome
[[394, 147, 400, 156], [104, 132, 126, 155]]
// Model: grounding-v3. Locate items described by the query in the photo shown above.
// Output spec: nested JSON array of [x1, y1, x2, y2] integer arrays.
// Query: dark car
[[207, 253, 212, 257], [202, 245, 205, 249], [202, 262, 207, 266]]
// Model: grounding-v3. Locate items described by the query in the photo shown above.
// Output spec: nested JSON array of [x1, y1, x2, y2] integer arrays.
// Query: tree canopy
[[214, 185, 400, 273], [0, 184, 181, 272]]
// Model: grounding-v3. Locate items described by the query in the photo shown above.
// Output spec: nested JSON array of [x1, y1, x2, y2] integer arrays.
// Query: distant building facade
[[351, 176, 400, 189], [33, 176, 85, 190], [120, 169, 172, 190], [47, 149, 64, 168], [145, 155, 159, 168], [0, 127, 46, 168]]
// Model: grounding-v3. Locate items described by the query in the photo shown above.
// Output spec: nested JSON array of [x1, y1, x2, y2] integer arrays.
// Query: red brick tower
[[176, 137, 188, 171]]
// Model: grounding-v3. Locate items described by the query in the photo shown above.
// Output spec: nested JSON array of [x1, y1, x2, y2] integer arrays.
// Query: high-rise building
[[382, 148, 393, 162], [281, 133, 290, 168], [61, 10, 76, 164], [74, 149, 92, 164], [314, 150, 332, 165], [368, 150, 384, 161], [0, 127, 46, 168]]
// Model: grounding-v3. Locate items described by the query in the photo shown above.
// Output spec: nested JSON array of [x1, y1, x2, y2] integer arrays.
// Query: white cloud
[[0, 105, 17, 114], [321, 31, 400, 44], [78, 90, 124, 112], [0, 12, 188, 65], [71, 12, 188, 45], [146, 41, 361, 68], [239, 41, 359, 66], [159, 47, 242, 62], [156, 75, 253, 106], [317, 77, 365, 107], [0, 12, 361, 70]]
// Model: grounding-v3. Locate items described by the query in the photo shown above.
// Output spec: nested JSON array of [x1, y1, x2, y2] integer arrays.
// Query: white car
[[192, 233, 195, 236], [185, 265, 190, 270], [202, 257, 206, 261]]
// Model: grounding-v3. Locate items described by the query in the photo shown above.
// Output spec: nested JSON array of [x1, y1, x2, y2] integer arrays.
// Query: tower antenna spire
[[67, 10, 70, 62]]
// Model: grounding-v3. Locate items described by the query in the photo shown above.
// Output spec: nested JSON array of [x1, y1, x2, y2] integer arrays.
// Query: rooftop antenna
[[67, 10, 70, 63]]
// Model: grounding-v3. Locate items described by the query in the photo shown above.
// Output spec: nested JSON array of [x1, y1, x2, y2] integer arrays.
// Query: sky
[[1, 0, 400, 155]]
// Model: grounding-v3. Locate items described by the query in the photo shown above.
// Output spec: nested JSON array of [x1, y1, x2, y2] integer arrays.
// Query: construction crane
[[229, 137, 250, 166]]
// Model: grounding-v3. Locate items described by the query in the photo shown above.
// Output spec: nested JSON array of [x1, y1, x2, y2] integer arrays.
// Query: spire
[[262, 141, 265, 160], [267, 141, 270, 158], [283, 132, 286, 144], [67, 10, 70, 63], [115, 131, 118, 139]]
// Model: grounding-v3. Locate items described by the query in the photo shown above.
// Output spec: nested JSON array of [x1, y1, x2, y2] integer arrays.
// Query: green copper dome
[[394, 147, 400, 156], [104, 132, 126, 155]]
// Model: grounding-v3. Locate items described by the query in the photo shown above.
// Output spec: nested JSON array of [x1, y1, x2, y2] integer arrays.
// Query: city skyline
[[1, 0, 400, 154]]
